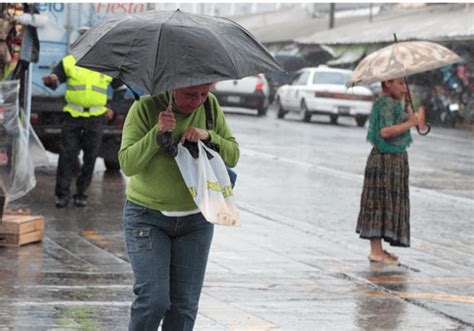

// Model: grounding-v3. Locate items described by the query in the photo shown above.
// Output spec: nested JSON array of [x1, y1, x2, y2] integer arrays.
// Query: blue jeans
[[123, 200, 214, 331]]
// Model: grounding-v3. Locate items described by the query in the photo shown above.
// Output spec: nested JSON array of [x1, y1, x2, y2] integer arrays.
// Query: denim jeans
[[123, 200, 214, 331]]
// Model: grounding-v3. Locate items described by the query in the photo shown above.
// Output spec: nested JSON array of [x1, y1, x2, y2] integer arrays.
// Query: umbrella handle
[[163, 130, 173, 143], [404, 77, 430, 136], [416, 123, 431, 136]]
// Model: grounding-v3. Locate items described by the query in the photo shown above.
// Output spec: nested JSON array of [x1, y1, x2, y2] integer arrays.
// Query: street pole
[[329, 3, 335, 29], [66, 3, 71, 47]]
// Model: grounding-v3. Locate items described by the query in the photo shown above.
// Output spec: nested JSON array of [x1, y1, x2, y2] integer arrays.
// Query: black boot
[[55, 195, 70, 208], [73, 194, 88, 207]]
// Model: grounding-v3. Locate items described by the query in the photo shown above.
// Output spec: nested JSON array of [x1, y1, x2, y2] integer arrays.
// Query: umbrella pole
[[403, 77, 431, 136], [393, 34, 431, 136], [164, 90, 174, 147]]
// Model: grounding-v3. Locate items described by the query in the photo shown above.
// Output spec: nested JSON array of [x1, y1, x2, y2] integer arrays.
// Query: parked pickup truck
[[30, 89, 133, 171], [31, 3, 145, 171]]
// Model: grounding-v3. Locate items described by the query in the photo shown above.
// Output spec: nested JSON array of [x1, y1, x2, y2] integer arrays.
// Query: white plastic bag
[[0, 80, 48, 203], [175, 141, 240, 226]]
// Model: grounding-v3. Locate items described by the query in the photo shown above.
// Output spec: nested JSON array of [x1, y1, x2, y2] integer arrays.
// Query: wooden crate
[[0, 215, 44, 247], [3, 208, 32, 216]]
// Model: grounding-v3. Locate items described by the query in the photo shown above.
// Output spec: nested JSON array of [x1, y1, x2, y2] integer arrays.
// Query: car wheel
[[257, 107, 267, 116], [330, 114, 338, 125], [277, 99, 287, 119], [355, 115, 368, 127], [300, 101, 311, 122]]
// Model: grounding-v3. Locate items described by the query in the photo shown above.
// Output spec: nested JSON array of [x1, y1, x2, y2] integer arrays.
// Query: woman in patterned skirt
[[356, 77, 424, 265]]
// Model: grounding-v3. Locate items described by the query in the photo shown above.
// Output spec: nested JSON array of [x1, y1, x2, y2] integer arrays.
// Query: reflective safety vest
[[62, 54, 113, 118]]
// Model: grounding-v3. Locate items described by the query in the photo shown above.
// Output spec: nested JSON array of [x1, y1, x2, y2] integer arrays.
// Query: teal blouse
[[367, 96, 412, 153]]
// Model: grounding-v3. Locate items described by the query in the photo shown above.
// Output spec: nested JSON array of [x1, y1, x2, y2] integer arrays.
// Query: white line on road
[[240, 147, 474, 205], [9, 301, 132, 307], [14, 285, 131, 289], [425, 132, 473, 144]]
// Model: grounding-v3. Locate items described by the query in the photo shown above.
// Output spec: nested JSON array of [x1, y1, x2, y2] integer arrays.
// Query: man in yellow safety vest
[[43, 53, 122, 208]]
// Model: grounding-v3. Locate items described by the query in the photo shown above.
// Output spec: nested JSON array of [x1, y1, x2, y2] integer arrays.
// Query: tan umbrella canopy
[[346, 41, 462, 87], [347, 39, 462, 136]]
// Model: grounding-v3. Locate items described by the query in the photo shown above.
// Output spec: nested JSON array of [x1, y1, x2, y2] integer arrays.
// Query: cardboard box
[[0, 215, 44, 247]]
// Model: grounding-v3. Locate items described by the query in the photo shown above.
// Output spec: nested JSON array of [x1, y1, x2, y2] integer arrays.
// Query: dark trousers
[[55, 113, 105, 199]]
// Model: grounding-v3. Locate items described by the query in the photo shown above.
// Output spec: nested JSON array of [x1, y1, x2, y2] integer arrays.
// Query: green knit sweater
[[367, 96, 413, 153], [119, 92, 239, 211]]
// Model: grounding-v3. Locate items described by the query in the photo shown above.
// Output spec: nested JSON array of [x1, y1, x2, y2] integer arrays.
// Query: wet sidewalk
[[1, 202, 472, 330]]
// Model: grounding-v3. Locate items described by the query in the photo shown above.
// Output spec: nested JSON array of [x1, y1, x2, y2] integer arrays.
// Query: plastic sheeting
[[0, 80, 48, 203]]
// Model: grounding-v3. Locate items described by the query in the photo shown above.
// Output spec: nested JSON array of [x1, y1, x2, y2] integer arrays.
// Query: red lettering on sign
[[95, 3, 145, 15], [131, 3, 145, 14], [96, 3, 105, 13]]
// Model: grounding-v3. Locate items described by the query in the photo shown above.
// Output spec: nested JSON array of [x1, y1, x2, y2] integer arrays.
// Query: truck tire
[[100, 137, 121, 172], [104, 158, 121, 172]]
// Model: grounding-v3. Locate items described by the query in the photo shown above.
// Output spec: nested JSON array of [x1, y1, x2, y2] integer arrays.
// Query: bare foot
[[383, 250, 399, 260]]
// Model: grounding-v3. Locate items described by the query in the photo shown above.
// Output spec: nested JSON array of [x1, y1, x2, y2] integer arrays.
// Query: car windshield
[[313, 72, 351, 85]]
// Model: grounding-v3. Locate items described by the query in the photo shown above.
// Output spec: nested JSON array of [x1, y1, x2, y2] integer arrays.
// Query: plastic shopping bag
[[175, 141, 240, 226], [0, 80, 47, 203]]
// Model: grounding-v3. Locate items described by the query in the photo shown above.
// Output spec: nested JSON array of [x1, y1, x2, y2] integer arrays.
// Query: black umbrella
[[70, 9, 284, 96]]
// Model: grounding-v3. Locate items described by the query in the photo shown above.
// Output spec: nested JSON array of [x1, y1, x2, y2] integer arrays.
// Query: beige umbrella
[[347, 37, 462, 135], [346, 40, 462, 87]]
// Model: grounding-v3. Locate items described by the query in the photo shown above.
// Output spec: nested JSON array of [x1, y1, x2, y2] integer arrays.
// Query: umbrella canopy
[[70, 9, 284, 95], [346, 41, 462, 87]]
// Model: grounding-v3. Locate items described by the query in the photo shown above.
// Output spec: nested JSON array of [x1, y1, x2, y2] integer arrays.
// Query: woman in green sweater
[[356, 78, 423, 266], [119, 83, 239, 331]]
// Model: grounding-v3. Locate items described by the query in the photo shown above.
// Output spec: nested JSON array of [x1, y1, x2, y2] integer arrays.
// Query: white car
[[211, 74, 270, 116], [275, 66, 373, 126]]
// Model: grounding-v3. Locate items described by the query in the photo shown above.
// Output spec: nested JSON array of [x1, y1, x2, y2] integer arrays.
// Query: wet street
[[2, 105, 474, 330]]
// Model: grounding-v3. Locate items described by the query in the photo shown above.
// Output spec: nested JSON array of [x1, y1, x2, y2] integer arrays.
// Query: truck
[[31, 3, 148, 171]]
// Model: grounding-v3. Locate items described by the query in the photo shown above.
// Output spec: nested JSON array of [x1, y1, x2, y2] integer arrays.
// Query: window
[[296, 71, 309, 86], [290, 71, 309, 86], [290, 73, 302, 86], [313, 72, 351, 85]]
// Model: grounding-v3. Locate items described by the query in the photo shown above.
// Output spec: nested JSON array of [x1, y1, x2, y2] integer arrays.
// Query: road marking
[[397, 292, 474, 304], [14, 285, 131, 289], [10, 301, 132, 307], [358, 290, 474, 304], [44, 238, 96, 268], [200, 293, 279, 331], [71, 232, 129, 265], [81, 230, 108, 247], [426, 132, 473, 144], [368, 276, 474, 285], [240, 147, 474, 205], [8, 294, 279, 329]]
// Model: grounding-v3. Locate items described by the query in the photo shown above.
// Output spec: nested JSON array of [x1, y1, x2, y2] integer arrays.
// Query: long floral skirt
[[356, 147, 410, 247]]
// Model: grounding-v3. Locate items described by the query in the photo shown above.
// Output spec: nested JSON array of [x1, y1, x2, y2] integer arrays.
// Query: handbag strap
[[204, 98, 213, 130], [203, 98, 220, 153]]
